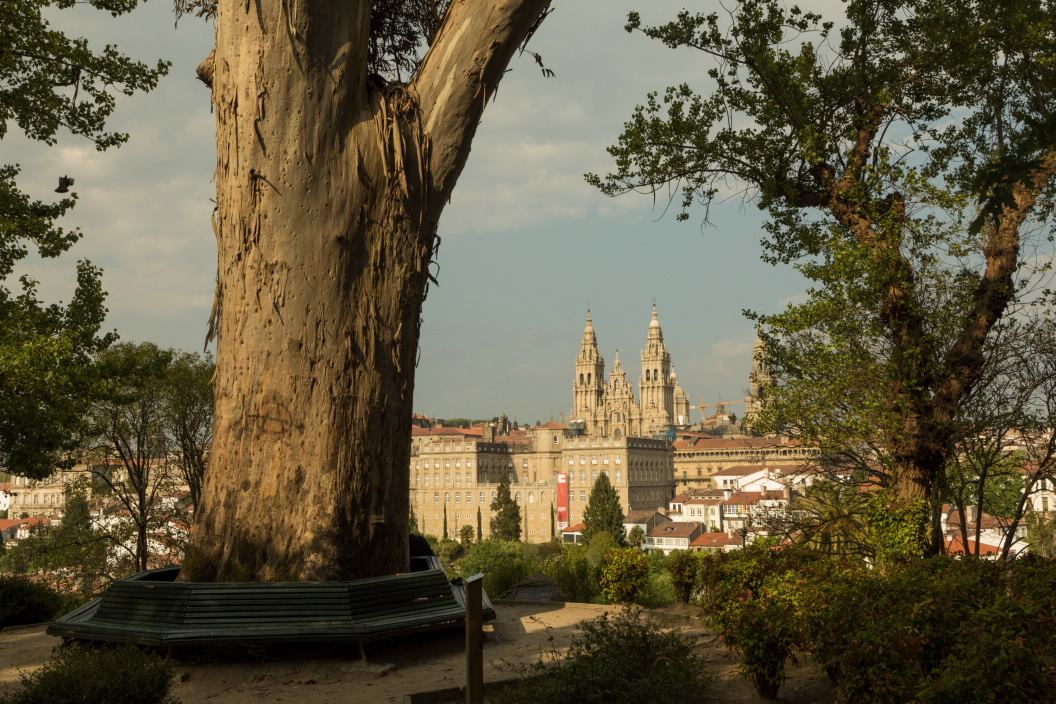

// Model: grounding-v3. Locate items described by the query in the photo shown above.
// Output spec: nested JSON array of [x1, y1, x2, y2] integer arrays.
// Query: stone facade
[[410, 424, 674, 542], [671, 436, 819, 494]]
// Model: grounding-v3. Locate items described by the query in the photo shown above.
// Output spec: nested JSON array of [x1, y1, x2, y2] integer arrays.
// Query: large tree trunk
[[181, 0, 550, 582]]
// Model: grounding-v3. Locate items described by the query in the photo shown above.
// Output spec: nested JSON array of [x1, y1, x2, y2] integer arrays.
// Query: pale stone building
[[5, 466, 91, 520], [410, 423, 674, 542], [672, 436, 819, 494]]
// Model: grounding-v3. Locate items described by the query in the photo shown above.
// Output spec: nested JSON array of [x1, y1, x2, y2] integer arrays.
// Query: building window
[[603, 455, 609, 464], [467, 459, 473, 467], [522, 471, 528, 484], [445, 492, 450, 504], [445, 473, 450, 485], [455, 473, 461, 485], [615, 456, 621, 464], [515, 492, 522, 504], [466, 472, 472, 485], [568, 457, 574, 465], [455, 458, 461, 467], [433, 492, 440, 504], [591, 455, 597, 465], [592, 470, 598, 482], [616, 470, 622, 483], [445, 460, 450, 468], [580, 490, 586, 502], [529, 492, 535, 503], [580, 455, 586, 465], [479, 492, 485, 503], [522, 459, 528, 468], [553, 435, 559, 444]]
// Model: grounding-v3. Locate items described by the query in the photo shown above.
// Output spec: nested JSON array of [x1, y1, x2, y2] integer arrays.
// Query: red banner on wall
[[557, 473, 569, 530]]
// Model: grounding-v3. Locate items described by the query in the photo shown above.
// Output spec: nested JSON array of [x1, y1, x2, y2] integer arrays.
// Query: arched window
[[614, 428, 622, 437], [515, 492, 522, 504], [654, 368, 659, 380], [587, 373, 592, 384], [645, 369, 650, 381], [614, 411, 622, 423], [444, 492, 450, 504], [579, 373, 584, 384]]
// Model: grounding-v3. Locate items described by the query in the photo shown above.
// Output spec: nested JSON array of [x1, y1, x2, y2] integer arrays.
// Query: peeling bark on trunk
[[181, 0, 551, 582]]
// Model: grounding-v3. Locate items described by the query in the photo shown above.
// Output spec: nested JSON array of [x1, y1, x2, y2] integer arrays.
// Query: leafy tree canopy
[[0, 0, 170, 478], [591, 0, 1056, 541]]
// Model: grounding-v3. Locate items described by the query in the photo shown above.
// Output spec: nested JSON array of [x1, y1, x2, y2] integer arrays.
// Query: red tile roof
[[691, 532, 743, 548], [0, 518, 26, 531], [538, 421, 571, 430], [945, 535, 1004, 556]]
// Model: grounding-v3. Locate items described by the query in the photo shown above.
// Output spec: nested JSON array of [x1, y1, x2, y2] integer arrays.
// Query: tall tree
[[591, 0, 1056, 552], [490, 472, 521, 541], [162, 351, 214, 514], [582, 472, 624, 545], [180, 0, 553, 581], [0, 0, 168, 480], [88, 343, 178, 572]]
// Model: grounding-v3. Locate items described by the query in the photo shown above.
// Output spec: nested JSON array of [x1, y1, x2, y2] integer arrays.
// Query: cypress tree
[[490, 473, 521, 541], [583, 472, 625, 545]]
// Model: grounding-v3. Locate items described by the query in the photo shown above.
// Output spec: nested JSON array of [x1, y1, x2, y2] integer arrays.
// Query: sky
[[9, 0, 823, 425]]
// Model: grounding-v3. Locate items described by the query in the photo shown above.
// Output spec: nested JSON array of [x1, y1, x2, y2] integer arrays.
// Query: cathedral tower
[[640, 305, 674, 435], [573, 311, 605, 430], [744, 326, 773, 427]]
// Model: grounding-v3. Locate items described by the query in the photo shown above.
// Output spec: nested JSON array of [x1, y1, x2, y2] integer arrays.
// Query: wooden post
[[465, 573, 484, 704]]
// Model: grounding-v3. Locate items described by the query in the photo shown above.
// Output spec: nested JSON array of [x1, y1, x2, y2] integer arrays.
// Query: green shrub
[[645, 549, 668, 574], [796, 556, 1056, 704], [494, 607, 711, 704], [435, 538, 461, 563], [542, 545, 601, 603], [0, 643, 179, 704], [458, 539, 539, 598], [600, 548, 648, 603], [0, 576, 67, 628], [701, 545, 833, 700], [666, 550, 699, 603], [635, 570, 675, 608]]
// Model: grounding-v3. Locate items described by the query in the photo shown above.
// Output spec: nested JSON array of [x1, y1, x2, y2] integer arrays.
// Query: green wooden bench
[[48, 565, 495, 655]]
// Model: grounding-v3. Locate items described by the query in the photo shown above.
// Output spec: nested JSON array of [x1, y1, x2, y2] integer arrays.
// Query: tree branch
[[413, 0, 553, 208]]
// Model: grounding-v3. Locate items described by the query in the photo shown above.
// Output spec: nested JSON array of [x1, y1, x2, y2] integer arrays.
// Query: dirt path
[[0, 603, 834, 703]]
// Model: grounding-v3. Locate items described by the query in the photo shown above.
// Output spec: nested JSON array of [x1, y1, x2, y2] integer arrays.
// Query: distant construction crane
[[690, 398, 747, 421]]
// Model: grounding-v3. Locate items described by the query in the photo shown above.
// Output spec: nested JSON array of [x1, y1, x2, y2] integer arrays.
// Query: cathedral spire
[[580, 310, 599, 357]]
